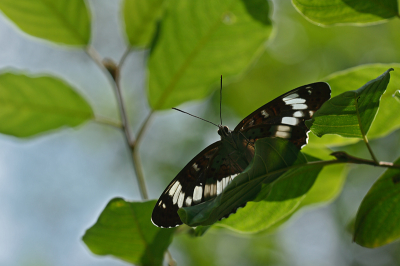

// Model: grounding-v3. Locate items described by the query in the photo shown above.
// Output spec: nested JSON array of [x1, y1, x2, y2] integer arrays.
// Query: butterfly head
[[217, 125, 231, 138]]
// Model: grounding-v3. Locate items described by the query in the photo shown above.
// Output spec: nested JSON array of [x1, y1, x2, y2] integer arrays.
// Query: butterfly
[[152, 82, 331, 228]]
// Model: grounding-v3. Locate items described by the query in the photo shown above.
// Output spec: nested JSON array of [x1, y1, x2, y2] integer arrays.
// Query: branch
[[331, 152, 400, 169], [87, 46, 150, 200]]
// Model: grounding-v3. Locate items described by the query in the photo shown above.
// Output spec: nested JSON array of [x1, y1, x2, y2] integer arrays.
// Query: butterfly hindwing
[[151, 142, 221, 228], [151, 140, 252, 228]]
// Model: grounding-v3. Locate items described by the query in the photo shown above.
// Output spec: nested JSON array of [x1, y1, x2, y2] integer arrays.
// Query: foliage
[[1, 0, 400, 265]]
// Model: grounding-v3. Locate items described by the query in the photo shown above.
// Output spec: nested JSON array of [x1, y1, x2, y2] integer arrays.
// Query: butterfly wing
[[153, 82, 331, 228], [234, 82, 331, 148], [152, 141, 247, 228]]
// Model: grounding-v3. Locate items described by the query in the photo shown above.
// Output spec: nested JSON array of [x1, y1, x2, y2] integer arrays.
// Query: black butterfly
[[152, 82, 331, 228]]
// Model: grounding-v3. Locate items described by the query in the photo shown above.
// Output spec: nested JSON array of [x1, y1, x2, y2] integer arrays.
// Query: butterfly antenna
[[220, 75, 223, 126], [172, 108, 219, 127]]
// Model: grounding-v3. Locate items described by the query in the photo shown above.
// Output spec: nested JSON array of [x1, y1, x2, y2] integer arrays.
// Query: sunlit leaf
[[306, 68, 393, 138], [255, 147, 348, 234], [354, 157, 400, 247], [0, 0, 90, 45], [178, 138, 323, 227], [292, 0, 398, 26], [123, 0, 164, 47], [0, 72, 93, 137], [298, 146, 347, 206], [148, 0, 272, 110], [218, 160, 323, 233], [83, 198, 176, 266]]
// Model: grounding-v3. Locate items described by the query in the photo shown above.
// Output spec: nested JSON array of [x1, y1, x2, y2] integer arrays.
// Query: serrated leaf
[[292, 0, 398, 26], [0, 72, 93, 137], [354, 157, 400, 247], [178, 138, 323, 227], [148, 0, 272, 110], [83, 198, 176, 266], [306, 68, 393, 139], [123, 0, 164, 47], [0, 0, 90, 45]]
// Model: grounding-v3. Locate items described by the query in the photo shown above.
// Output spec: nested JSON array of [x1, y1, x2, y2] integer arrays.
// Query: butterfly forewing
[[152, 82, 331, 228], [235, 82, 331, 149]]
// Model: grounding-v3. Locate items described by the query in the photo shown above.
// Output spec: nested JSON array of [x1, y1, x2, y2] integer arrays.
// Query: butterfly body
[[152, 82, 331, 228]]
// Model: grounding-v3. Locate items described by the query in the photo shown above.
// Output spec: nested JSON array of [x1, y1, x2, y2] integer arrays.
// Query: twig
[[93, 115, 123, 128], [131, 111, 154, 200], [118, 46, 132, 69], [86, 46, 150, 200], [133, 111, 154, 149], [331, 152, 400, 169], [113, 49, 150, 200], [88, 46, 173, 265], [165, 250, 176, 266], [355, 96, 379, 164], [86, 46, 104, 70], [114, 65, 135, 146]]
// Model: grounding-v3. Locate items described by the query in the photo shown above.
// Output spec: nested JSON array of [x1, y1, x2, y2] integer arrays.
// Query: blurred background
[[1, 0, 400, 265]]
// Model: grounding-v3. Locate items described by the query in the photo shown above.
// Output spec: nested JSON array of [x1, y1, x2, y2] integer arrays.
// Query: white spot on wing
[[162, 203, 166, 209], [172, 183, 182, 204], [185, 196, 192, 206], [284, 98, 306, 105], [293, 111, 304, 117], [168, 181, 180, 196], [222, 177, 227, 189], [275, 131, 291, 138], [177, 192, 185, 208], [217, 180, 222, 195], [309, 110, 315, 116], [193, 186, 203, 203], [192, 163, 200, 171], [292, 104, 308, 110], [261, 110, 269, 118], [283, 93, 299, 101], [275, 125, 291, 132], [282, 117, 299, 126]]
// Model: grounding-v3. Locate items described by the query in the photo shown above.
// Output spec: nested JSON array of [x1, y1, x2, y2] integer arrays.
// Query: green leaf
[[178, 138, 322, 227], [354, 157, 400, 247], [0, 0, 90, 45], [0, 72, 93, 137], [256, 147, 348, 235], [83, 198, 176, 266], [123, 0, 165, 47], [148, 0, 272, 110], [306, 68, 393, 139], [218, 161, 323, 233], [299, 146, 347, 205], [292, 0, 398, 26]]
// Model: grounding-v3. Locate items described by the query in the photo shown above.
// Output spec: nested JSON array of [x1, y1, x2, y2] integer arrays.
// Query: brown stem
[[331, 152, 400, 169], [87, 46, 150, 200]]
